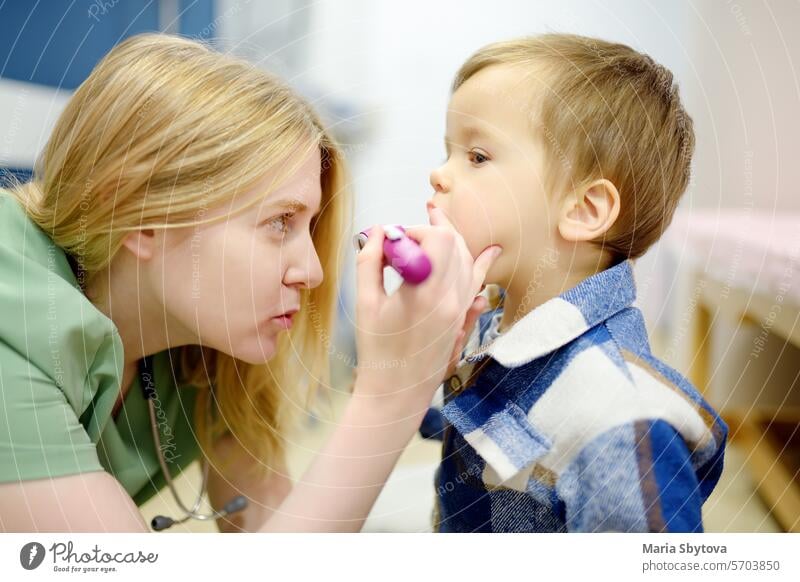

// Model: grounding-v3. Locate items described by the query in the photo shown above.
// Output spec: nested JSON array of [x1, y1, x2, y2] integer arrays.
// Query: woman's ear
[[120, 229, 156, 260], [557, 179, 621, 243]]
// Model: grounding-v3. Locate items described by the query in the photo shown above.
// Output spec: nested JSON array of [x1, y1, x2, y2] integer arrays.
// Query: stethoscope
[[138, 356, 248, 531]]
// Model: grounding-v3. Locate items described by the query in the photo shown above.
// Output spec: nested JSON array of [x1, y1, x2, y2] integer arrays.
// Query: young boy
[[423, 34, 727, 532]]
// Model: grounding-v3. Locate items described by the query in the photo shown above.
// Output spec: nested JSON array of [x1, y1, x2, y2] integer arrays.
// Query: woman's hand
[[353, 206, 502, 414], [258, 207, 501, 532], [443, 292, 489, 379]]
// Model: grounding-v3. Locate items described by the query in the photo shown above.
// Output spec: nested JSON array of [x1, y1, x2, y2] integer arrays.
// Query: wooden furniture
[[687, 266, 800, 532]]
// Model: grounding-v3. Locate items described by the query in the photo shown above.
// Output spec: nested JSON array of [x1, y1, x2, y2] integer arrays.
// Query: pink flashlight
[[353, 224, 432, 285]]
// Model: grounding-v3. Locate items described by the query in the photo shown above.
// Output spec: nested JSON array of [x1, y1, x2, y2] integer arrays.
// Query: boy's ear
[[120, 229, 157, 260], [557, 179, 621, 243]]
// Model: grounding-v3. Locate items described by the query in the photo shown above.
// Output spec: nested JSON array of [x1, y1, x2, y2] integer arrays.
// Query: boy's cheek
[[445, 203, 504, 264], [457, 218, 493, 258]]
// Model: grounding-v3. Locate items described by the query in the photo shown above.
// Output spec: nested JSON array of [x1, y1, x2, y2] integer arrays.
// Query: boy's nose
[[429, 165, 451, 194]]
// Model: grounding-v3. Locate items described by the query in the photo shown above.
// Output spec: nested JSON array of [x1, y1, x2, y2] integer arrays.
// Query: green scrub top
[[0, 189, 200, 506]]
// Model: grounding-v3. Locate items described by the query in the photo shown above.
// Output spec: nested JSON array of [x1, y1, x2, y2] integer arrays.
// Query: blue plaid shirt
[[423, 260, 727, 532]]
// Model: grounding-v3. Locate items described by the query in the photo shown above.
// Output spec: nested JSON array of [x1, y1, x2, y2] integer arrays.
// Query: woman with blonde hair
[[0, 34, 501, 532]]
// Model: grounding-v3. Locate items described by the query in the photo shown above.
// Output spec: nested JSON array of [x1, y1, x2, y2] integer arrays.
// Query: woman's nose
[[429, 164, 451, 194], [285, 246, 324, 290], [304, 250, 324, 289]]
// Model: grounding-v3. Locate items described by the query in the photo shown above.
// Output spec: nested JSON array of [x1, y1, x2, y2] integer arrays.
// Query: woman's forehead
[[206, 147, 323, 221], [259, 149, 323, 211]]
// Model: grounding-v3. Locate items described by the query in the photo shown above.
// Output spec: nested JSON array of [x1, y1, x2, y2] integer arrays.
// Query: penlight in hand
[[353, 224, 432, 285]]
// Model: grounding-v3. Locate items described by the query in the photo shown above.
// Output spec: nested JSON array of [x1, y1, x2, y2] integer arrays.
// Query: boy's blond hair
[[454, 33, 695, 262]]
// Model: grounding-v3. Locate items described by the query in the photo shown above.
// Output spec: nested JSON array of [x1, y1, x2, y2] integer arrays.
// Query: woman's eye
[[266, 213, 292, 235], [468, 150, 489, 165]]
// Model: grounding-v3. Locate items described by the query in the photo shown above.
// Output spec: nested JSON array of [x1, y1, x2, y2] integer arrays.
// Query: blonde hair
[[454, 33, 695, 262], [8, 34, 351, 479]]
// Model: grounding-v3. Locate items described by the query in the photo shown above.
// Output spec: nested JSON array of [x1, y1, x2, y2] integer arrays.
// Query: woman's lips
[[270, 309, 298, 330]]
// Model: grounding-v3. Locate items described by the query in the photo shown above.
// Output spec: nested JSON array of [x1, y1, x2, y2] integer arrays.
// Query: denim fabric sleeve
[[556, 419, 703, 532]]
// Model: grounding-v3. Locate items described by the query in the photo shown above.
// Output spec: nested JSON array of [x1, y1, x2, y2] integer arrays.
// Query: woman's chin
[[228, 338, 278, 365]]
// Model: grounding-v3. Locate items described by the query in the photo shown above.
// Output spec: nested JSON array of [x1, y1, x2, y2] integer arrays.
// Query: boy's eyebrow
[[461, 124, 490, 139], [445, 124, 493, 151]]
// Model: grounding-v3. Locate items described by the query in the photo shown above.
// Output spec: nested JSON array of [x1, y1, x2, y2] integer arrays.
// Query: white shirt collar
[[459, 260, 637, 369]]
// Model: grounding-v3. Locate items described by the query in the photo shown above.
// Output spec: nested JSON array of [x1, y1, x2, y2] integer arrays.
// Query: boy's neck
[[497, 253, 613, 334]]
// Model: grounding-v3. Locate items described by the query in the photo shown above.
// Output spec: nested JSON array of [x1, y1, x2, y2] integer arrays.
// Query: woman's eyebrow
[[272, 198, 320, 217], [274, 198, 306, 211]]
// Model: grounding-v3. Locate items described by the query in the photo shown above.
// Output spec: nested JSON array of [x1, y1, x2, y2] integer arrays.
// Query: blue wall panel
[[0, 0, 215, 90]]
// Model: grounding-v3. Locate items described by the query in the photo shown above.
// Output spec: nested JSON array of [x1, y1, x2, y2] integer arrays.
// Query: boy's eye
[[468, 150, 489, 165], [266, 213, 293, 235]]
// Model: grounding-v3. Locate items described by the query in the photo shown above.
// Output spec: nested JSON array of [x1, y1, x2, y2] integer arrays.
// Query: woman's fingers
[[459, 295, 487, 350], [356, 225, 386, 304], [404, 216, 501, 300], [464, 295, 488, 334], [471, 244, 503, 295], [403, 204, 456, 246], [399, 224, 428, 243], [445, 295, 488, 376], [445, 330, 465, 376], [401, 224, 460, 282], [427, 205, 452, 228], [425, 205, 502, 291]]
